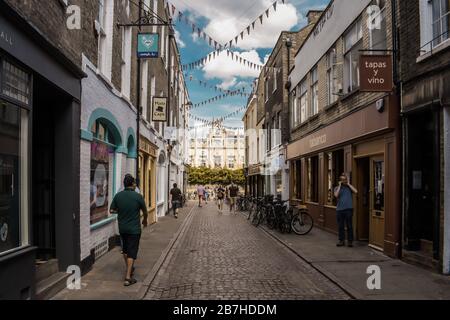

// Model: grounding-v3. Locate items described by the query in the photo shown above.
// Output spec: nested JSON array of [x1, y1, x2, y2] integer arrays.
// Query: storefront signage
[[313, 3, 334, 38], [0, 29, 13, 47], [360, 55, 393, 92], [137, 33, 159, 58], [309, 134, 327, 148], [139, 137, 157, 157], [152, 97, 167, 122]]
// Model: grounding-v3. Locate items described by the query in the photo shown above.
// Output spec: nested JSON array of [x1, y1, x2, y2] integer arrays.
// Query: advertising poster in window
[[90, 141, 112, 224]]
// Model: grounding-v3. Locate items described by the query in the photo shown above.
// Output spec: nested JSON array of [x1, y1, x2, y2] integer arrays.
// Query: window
[[273, 67, 278, 92], [431, 0, 450, 47], [0, 101, 30, 254], [90, 120, 116, 224], [310, 67, 319, 116], [1, 60, 31, 106], [292, 160, 302, 200], [98, 0, 113, 78], [327, 47, 338, 105], [291, 92, 298, 128], [306, 156, 319, 203], [214, 156, 222, 167], [369, 0, 387, 50], [344, 18, 363, 93], [265, 78, 269, 102], [299, 79, 308, 124], [326, 150, 344, 206], [121, 26, 132, 99]]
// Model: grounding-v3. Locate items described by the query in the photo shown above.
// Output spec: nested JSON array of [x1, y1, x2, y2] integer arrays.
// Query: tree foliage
[[188, 167, 246, 186]]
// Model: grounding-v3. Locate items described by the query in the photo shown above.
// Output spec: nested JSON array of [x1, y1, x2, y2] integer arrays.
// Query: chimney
[[307, 10, 323, 24]]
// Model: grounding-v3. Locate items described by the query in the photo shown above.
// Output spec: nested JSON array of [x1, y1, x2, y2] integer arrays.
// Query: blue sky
[[170, 0, 330, 129]]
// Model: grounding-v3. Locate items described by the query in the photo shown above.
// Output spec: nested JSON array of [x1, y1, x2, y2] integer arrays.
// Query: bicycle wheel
[[252, 207, 260, 226], [291, 212, 314, 235], [266, 208, 276, 230], [256, 207, 266, 227]]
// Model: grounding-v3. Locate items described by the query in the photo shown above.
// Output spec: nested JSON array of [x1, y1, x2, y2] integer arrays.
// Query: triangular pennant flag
[[178, 12, 183, 22], [252, 21, 256, 30], [247, 26, 251, 35], [203, 32, 207, 40], [240, 31, 244, 40], [171, 4, 176, 16], [235, 36, 238, 45], [209, 37, 212, 46], [273, 2, 277, 11], [266, 9, 269, 18]]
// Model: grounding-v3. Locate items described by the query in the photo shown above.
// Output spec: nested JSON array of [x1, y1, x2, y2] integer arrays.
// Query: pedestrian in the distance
[[227, 182, 240, 215], [170, 183, 182, 219], [110, 174, 148, 287], [334, 173, 358, 247], [197, 184, 205, 207], [216, 185, 225, 213]]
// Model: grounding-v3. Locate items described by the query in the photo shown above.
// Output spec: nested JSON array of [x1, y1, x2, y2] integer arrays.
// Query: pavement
[[53, 202, 195, 300], [258, 216, 450, 300], [52, 201, 450, 300]]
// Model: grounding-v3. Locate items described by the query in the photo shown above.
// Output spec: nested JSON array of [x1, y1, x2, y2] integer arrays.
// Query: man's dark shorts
[[120, 233, 141, 260]]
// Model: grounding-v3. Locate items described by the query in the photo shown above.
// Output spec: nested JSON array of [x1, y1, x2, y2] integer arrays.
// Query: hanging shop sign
[[137, 33, 159, 58], [152, 97, 167, 122], [359, 55, 393, 92]]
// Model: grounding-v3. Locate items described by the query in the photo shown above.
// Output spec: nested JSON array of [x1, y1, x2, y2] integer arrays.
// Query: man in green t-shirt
[[110, 174, 148, 286]]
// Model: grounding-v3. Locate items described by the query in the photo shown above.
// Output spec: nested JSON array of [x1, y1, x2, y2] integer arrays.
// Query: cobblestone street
[[143, 203, 350, 300]]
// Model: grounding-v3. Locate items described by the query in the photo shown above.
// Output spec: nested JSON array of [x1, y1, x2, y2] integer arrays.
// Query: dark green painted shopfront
[[0, 2, 84, 299]]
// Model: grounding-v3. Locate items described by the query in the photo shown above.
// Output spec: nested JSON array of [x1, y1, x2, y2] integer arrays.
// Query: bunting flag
[[190, 91, 251, 110], [187, 75, 252, 95], [223, 0, 283, 49], [181, 49, 263, 71], [189, 106, 247, 126]]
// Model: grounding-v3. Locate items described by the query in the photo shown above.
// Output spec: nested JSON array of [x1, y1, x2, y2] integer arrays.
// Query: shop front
[[248, 164, 265, 198], [139, 136, 158, 224], [287, 95, 401, 257], [401, 69, 450, 273], [0, 4, 83, 299]]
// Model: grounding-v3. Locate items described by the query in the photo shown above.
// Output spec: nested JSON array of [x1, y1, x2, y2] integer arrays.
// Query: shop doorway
[[356, 155, 385, 250], [32, 81, 56, 262], [405, 110, 439, 261]]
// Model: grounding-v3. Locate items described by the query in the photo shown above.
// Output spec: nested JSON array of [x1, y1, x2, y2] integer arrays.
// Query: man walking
[[334, 173, 358, 247], [170, 183, 182, 219], [216, 185, 225, 213], [228, 182, 239, 215], [197, 184, 205, 207], [110, 174, 148, 286]]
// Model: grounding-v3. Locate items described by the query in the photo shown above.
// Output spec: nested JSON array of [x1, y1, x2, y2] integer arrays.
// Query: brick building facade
[[396, 0, 450, 274], [0, 0, 190, 299], [287, 0, 402, 258]]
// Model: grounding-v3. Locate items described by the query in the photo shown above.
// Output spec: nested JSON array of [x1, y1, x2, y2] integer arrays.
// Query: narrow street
[[143, 203, 350, 300]]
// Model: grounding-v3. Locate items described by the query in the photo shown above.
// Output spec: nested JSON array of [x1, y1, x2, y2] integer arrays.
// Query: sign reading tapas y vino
[[359, 55, 393, 92], [152, 97, 167, 122]]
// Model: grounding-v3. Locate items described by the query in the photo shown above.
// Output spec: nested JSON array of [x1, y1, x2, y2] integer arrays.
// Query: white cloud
[[175, 30, 185, 48], [218, 78, 237, 90], [171, 0, 299, 50], [202, 50, 262, 81]]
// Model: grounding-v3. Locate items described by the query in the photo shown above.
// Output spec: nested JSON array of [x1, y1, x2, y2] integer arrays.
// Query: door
[[356, 158, 370, 241], [369, 156, 385, 249]]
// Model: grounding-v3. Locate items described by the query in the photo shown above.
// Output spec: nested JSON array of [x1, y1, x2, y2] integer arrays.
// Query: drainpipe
[[136, 0, 142, 180], [444, 106, 450, 274], [167, 22, 173, 215]]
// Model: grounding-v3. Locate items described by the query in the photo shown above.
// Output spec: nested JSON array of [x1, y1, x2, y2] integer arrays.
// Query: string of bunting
[[190, 91, 251, 109], [181, 49, 263, 71], [187, 74, 251, 95], [189, 106, 247, 125], [224, 0, 286, 48]]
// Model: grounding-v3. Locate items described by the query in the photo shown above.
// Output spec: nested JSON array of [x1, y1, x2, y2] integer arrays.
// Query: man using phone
[[334, 173, 358, 247]]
